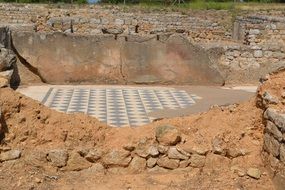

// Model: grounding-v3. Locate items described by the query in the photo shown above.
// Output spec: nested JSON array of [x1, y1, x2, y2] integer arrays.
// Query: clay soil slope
[[1, 71, 284, 189]]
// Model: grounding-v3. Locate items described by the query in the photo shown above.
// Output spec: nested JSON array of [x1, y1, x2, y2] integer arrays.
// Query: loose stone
[[47, 149, 68, 168], [247, 168, 261, 179], [0, 149, 21, 162]]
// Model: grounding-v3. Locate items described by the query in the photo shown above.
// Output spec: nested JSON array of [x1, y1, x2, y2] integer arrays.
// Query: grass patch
[[113, 1, 285, 12], [178, 1, 235, 10]]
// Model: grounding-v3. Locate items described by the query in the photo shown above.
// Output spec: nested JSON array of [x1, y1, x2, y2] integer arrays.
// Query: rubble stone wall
[[262, 108, 285, 190], [0, 4, 231, 42], [0, 3, 285, 84], [258, 75, 285, 190], [220, 16, 285, 83]]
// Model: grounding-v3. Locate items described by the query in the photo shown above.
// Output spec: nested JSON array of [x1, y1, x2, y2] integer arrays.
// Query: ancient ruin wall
[[257, 70, 285, 190], [0, 3, 285, 85], [220, 16, 285, 83], [0, 4, 231, 41], [11, 32, 224, 85]]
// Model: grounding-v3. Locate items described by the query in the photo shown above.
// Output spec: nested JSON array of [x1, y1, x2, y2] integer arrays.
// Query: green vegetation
[[0, 0, 86, 4], [133, 1, 236, 10], [0, 0, 284, 10], [183, 1, 235, 10]]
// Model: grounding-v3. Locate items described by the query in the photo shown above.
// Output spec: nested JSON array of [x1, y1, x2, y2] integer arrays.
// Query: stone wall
[[0, 3, 285, 84], [257, 71, 285, 190], [11, 31, 224, 85], [220, 16, 285, 83], [0, 4, 231, 42], [263, 108, 285, 190], [10, 124, 262, 177]]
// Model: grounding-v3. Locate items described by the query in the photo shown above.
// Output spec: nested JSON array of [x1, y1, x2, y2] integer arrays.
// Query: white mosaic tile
[[42, 87, 199, 127]]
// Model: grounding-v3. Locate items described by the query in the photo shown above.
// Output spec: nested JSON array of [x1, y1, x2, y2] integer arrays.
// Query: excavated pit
[[0, 69, 284, 189], [0, 25, 285, 190]]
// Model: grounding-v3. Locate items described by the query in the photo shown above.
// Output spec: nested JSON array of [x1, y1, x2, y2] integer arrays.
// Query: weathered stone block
[[272, 52, 285, 59], [47, 149, 68, 168], [179, 159, 190, 168], [85, 148, 103, 163], [247, 168, 261, 179], [264, 133, 280, 157], [128, 155, 146, 173], [189, 154, 205, 168], [114, 19, 124, 25], [249, 29, 261, 35], [262, 91, 279, 105], [280, 144, 285, 164], [65, 152, 92, 171], [25, 150, 47, 167], [157, 156, 179, 169], [155, 125, 181, 146], [0, 149, 21, 162], [254, 50, 263, 58], [147, 157, 157, 168], [102, 149, 131, 167], [168, 147, 189, 160], [0, 48, 16, 71], [266, 121, 283, 142], [90, 18, 101, 24], [264, 108, 285, 132], [212, 136, 225, 155], [11, 32, 225, 85]]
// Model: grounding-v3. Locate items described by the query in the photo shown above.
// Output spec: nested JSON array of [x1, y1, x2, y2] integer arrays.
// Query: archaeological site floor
[[18, 85, 256, 127]]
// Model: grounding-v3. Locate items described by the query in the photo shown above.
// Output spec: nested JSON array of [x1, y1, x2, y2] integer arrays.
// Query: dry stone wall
[[220, 16, 285, 83], [0, 3, 285, 84], [5, 124, 259, 177], [0, 4, 231, 42], [257, 72, 285, 190]]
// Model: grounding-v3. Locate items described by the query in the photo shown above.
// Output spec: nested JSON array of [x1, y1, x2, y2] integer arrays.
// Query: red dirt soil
[[1, 71, 285, 189]]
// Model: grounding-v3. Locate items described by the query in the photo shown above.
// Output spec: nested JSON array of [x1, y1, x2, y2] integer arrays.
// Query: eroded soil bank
[[0, 70, 285, 189]]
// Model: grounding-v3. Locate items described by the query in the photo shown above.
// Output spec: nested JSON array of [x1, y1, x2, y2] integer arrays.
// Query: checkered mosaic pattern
[[42, 87, 200, 127]]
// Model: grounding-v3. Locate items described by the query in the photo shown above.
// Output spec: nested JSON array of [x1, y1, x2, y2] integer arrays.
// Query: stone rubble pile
[[0, 124, 261, 180]]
